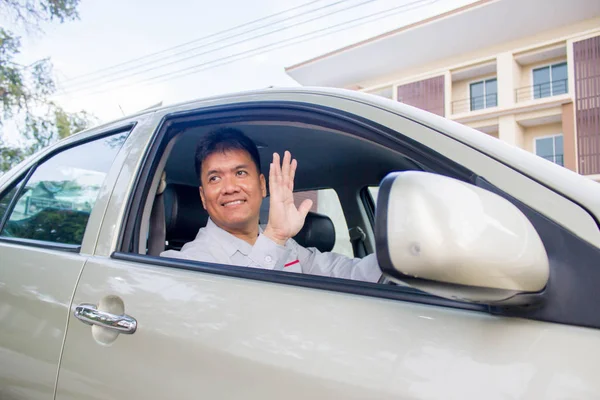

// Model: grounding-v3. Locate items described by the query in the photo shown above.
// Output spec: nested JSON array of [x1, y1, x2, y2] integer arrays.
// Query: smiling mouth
[[222, 200, 246, 207]]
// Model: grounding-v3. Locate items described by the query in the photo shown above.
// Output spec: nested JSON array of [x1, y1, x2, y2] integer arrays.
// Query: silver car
[[1, 87, 600, 400]]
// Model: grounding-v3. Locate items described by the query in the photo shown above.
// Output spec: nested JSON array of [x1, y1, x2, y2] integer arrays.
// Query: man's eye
[[208, 176, 220, 182], [237, 171, 248, 177]]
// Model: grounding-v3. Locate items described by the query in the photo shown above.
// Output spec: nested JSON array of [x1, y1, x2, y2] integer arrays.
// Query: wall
[[396, 76, 445, 116], [574, 34, 600, 175], [515, 107, 563, 123]]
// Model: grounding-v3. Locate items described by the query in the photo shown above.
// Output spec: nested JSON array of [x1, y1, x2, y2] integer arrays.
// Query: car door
[[0, 126, 132, 400], [55, 92, 600, 400]]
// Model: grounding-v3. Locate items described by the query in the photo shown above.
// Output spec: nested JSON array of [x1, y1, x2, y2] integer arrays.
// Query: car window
[[0, 132, 128, 246], [368, 186, 379, 205], [297, 188, 353, 258], [0, 184, 19, 222]]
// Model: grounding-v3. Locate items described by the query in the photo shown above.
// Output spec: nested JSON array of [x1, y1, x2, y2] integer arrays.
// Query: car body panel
[[56, 257, 600, 400], [0, 245, 86, 400]]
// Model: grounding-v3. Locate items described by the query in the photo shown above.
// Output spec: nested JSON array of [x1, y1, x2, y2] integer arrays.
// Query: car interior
[[139, 119, 424, 276]]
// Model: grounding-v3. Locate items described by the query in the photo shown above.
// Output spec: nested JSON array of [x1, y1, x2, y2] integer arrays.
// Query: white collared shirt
[[160, 218, 381, 283]]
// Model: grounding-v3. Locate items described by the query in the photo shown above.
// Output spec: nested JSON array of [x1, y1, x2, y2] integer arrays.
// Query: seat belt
[[148, 172, 167, 256], [349, 226, 368, 258]]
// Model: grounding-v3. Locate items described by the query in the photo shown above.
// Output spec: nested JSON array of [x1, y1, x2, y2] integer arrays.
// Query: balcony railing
[[451, 93, 498, 114], [539, 154, 564, 166], [515, 79, 568, 102]]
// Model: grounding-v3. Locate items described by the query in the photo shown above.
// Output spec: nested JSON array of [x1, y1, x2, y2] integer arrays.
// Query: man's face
[[199, 149, 266, 233]]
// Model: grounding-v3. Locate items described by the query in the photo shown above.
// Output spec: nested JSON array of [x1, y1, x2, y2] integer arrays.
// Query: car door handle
[[74, 303, 137, 334]]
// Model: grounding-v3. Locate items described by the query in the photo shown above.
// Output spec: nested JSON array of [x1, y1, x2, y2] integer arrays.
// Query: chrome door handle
[[74, 303, 137, 334]]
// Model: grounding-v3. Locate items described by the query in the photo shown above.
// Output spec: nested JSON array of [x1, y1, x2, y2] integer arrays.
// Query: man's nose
[[221, 175, 240, 194]]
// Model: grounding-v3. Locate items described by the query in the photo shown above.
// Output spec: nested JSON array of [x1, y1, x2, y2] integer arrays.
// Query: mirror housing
[[375, 171, 549, 305]]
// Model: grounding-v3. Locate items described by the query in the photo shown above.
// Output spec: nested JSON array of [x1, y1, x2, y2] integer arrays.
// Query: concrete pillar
[[562, 103, 577, 172], [512, 57, 522, 103], [496, 52, 516, 108], [444, 70, 452, 117], [498, 115, 524, 148]]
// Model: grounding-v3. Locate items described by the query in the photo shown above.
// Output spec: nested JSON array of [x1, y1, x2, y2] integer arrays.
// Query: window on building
[[366, 86, 393, 100], [470, 78, 497, 111], [535, 134, 564, 166], [533, 62, 568, 99], [0, 132, 128, 246]]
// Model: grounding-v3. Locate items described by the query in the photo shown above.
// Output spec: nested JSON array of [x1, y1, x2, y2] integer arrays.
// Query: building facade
[[286, 0, 600, 181]]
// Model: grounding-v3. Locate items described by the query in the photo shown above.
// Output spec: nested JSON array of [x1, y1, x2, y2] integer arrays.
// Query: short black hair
[[194, 127, 261, 184]]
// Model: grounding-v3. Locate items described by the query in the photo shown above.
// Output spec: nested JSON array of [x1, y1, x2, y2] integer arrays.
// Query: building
[[285, 0, 600, 181]]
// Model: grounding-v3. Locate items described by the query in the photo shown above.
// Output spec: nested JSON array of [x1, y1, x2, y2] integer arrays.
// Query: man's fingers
[[289, 158, 297, 191], [272, 152, 282, 185], [298, 199, 313, 219], [281, 150, 291, 188], [272, 153, 280, 176], [269, 162, 275, 193]]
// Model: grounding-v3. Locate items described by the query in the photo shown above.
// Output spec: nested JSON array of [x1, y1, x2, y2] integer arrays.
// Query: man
[[160, 127, 381, 283]]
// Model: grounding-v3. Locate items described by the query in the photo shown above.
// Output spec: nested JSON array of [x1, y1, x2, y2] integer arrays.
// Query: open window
[[122, 105, 437, 268], [118, 102, 479, 294], [137, 119, 421, 261]]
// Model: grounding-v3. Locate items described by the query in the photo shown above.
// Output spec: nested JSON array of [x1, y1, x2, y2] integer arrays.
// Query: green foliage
[[3, 206, 89, 244], [0, 0, 80, 25], [0, 0, 94, 174], [0, 141, 26, 172]]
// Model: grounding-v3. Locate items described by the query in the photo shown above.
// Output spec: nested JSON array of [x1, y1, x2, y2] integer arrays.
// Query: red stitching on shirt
[[284, 260, 299, 268]]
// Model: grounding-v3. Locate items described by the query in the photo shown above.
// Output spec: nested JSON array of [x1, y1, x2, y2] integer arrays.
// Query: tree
[[0, 0, 95, 174]]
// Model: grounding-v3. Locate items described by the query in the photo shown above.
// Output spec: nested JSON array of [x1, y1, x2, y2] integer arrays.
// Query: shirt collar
[[204, 218, 262, 257]]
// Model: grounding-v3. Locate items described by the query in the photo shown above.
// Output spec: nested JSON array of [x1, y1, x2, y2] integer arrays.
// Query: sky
[[2, 0, 477, 144]]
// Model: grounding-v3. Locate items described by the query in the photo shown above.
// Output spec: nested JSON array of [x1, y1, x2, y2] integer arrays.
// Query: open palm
[[264, 151, 313, 245]]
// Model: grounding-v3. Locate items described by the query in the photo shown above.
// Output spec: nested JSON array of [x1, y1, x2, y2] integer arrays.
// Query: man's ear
[[199, 186, 207, 210], [260, 174, 267, 198]]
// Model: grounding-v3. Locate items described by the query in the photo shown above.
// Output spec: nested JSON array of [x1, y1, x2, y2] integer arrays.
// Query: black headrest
[[163, 184, 207, 244], [293, 212, 336, 253]]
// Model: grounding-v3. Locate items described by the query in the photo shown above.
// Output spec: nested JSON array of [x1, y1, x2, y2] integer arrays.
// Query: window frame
[[534, 134, 564, 166], [116, 102, 484, 312], [468, 77, 498, 111], [531, 61, 568, 99], [0, 124, 134, 252]]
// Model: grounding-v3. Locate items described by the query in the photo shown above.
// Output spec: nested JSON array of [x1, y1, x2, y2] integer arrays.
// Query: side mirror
[[375, 171, 549, 305]]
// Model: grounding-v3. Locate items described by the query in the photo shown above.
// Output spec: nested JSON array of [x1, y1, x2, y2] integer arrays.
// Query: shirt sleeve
[[293, 241, 382, 283], [246, 234, 291, 270]]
